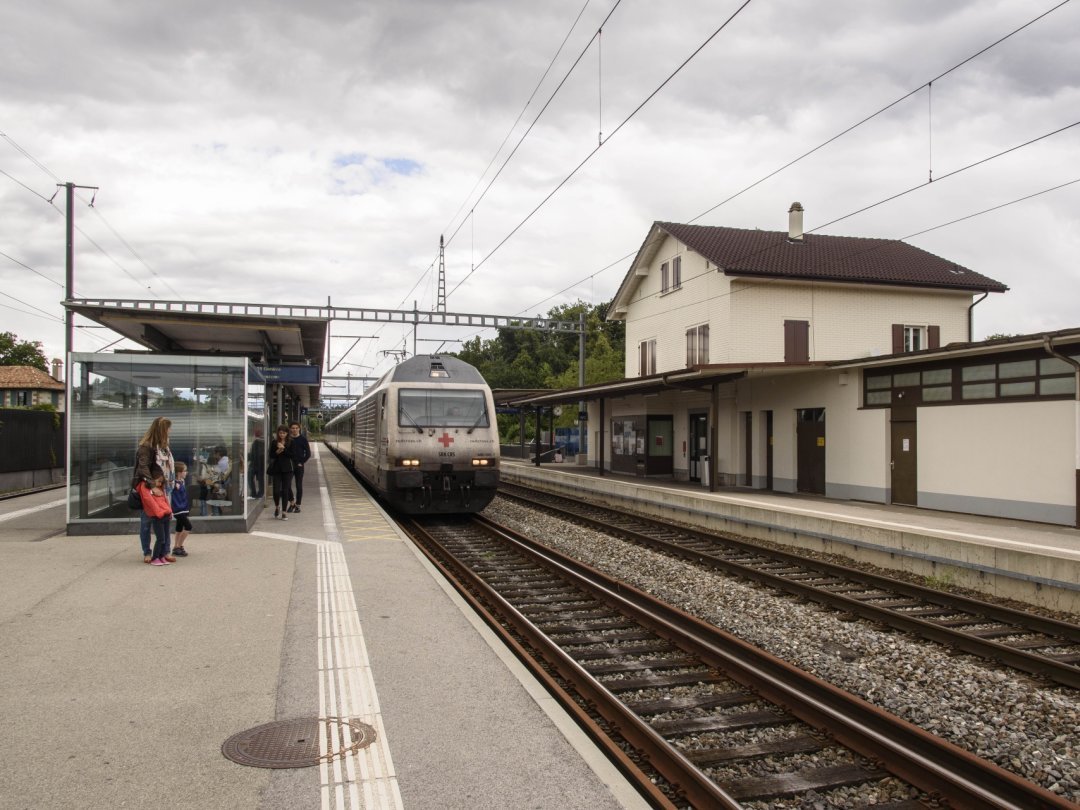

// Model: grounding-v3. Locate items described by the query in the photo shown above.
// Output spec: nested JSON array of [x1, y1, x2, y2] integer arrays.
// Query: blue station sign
[[256, 364, 322, 385]]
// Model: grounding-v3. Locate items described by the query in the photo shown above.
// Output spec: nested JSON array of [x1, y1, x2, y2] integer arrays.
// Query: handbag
[[127, 486, 142, 510]]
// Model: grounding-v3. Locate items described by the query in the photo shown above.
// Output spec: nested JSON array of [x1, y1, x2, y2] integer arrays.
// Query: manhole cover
[[222, 717, 377, 769]]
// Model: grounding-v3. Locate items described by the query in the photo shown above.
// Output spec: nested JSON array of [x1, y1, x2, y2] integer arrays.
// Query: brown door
[[796, 408, 825, 494], [743, 411, 753, 486], [891, 419, 917, 505], [764, 411, 774, 490]]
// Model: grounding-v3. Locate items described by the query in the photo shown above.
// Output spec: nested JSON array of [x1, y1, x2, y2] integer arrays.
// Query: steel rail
[[473, 513, 1075, 810], [402, 519, 728, 809], [499, 484, 1080, 689]]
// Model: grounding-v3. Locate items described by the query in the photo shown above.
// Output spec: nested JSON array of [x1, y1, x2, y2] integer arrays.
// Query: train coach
[[323, 354, 500, 514]]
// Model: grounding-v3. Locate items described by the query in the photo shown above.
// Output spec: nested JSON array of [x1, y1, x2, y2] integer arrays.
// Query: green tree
[[455, 300, 624, 392], [0, 332, 48, 371]]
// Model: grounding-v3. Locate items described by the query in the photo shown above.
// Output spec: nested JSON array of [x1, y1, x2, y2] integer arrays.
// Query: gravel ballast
[[486, 498, 1080, 802]]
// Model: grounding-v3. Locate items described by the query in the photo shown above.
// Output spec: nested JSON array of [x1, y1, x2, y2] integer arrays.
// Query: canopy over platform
[[66, 298, 328, 408]]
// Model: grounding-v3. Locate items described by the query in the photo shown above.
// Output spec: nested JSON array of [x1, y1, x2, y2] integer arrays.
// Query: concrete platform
[[0, 447, 646, 810], [502, 460, 1080, 615]]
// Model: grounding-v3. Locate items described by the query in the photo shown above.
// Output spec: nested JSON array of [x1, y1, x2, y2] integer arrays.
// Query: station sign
[[256, 364, 321, 385]]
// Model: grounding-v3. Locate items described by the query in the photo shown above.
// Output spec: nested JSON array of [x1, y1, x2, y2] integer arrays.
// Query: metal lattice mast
[[437, 234, 447, 313]]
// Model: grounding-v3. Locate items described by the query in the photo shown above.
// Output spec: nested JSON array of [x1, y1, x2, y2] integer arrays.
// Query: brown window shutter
[[892, 323, 904, 353], [784, 320, 809, 363], [928, 325, 940, 349]]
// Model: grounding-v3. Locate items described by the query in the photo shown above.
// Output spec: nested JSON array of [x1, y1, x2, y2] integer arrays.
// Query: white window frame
[[672, 255, 682, 289], [904, 325, 926, 353]]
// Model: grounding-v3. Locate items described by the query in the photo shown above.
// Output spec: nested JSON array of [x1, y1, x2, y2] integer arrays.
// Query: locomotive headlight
[[471, 458, 490, 466], [399, 458, 420, 467]]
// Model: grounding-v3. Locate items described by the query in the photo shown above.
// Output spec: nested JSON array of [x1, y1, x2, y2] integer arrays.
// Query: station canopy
[[66, 299, 328, 408]]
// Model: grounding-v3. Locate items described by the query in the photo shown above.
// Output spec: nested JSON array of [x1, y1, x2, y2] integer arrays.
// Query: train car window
[[398, 389, 489, 428]]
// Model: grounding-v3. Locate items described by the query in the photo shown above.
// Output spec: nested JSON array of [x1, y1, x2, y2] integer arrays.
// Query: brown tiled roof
[[657, 222, 1008, 292], [0, 365, 64, 390]]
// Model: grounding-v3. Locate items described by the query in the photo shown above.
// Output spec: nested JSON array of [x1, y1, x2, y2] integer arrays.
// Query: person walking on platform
[[267, 424, 294, 521], [286, 420, 310, 513], [248, 426, 265, 500], [137, 469, 174, 566], [133, 416, 175, 564], [171, 461, 193, 556]]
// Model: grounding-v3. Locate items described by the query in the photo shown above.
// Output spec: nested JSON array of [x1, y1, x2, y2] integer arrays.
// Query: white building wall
[[729, 280, 973, 363], [918, 400, 1076, 524], [623, 235, 729, 377], [585, 368, 1075, 524], [735, 370, 887, 498]]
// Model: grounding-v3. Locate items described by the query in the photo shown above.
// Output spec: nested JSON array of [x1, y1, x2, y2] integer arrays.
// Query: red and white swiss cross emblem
[[437, 432, 454, 448]]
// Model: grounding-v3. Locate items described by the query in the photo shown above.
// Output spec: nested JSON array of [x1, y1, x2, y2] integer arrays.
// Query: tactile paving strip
[[221, 716, 376, 769], [321, 462, 402, 542]]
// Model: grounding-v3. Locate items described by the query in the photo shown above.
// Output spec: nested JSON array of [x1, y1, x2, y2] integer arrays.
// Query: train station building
[[506, 209, 1080, 529]]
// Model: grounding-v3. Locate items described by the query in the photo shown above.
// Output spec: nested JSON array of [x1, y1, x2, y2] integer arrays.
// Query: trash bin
[[701, 455, 709, 487]]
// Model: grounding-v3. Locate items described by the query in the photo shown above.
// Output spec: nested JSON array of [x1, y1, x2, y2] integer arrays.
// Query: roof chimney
[[788, 201, 804, 242], [52, 358, 63, 383]]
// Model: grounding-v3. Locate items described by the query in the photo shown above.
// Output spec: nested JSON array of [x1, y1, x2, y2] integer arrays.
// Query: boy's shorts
[[175, 514, 193, 532]]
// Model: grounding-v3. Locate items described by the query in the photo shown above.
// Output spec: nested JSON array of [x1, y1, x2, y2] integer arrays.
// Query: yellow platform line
[[318, 453, 403, 542]]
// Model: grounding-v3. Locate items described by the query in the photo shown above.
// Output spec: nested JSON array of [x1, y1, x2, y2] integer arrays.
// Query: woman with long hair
[[266, 424, 294, 520], [132, 416, 176, 563]]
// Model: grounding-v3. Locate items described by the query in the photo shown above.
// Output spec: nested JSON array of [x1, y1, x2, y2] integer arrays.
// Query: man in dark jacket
[[287, 421, 311, 513]]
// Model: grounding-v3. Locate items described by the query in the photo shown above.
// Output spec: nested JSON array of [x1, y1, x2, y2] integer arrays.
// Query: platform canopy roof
[[496, 363, 824, 409], [66, 298, 328, 407]]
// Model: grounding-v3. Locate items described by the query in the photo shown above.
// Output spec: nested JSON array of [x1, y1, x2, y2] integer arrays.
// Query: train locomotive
[[323, 354, 500, 514]]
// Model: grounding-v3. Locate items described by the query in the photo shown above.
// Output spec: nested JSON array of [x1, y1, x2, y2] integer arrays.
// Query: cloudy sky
[[2, 0, 1078, 383]]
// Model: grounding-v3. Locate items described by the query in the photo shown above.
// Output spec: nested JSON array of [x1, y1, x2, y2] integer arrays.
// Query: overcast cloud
[[2, 0, 1078, 381]]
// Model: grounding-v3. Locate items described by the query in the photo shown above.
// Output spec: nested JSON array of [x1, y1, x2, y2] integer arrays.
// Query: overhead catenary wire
[[443, 1, 621, 253], [448, 0, 756, 299], [0, 129, 181, 302], [440, 0, 594, 244], [0, 287, 62, 321], [501, 0, 1075, 322], [0, 167, 55, 203], [0, 248, 64, 287], [688, 0, 1072, 225], [626, 169, 1080, 324], [0, 300, 63, 322]]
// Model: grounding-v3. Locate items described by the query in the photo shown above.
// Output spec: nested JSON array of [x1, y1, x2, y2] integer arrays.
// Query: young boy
[[137, 470, 174, 566], [171, 461, 192, 556]]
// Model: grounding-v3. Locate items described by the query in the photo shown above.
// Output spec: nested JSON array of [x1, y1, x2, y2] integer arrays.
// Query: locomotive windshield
[[398, 389, 489, 429]]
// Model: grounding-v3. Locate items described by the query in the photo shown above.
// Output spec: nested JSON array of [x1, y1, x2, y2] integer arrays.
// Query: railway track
[[401, 514, 1072, 809], [498, 482, 1080, 690]]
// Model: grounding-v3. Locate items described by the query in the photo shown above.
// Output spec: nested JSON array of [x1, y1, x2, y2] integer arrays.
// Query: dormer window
[[660, 256, 682, 294]]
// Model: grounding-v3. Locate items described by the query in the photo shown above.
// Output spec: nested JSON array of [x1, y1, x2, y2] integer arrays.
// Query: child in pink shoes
[[138, 472, 174, 566]]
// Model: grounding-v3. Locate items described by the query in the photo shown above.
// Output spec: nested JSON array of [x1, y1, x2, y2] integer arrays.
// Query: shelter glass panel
[[68, 353, 263, 528]]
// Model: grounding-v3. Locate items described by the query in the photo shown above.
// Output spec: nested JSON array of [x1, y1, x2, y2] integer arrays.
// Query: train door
[[377, 392, 389, 471]]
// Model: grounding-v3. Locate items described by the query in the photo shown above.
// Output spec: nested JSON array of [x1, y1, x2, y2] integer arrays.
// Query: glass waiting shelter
[[67, 353, 267, 535]]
